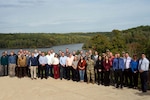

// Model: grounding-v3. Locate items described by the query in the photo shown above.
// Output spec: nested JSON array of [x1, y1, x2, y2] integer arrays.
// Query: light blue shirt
[[138, 58, 149, 71], [39, 56, 47, 65], [60, 56, 67, 66]]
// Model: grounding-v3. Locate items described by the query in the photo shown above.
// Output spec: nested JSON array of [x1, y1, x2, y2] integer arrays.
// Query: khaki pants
[[87, 69, 95, 83], [9, 64, 16, 77], [30, 66, 37, 78]]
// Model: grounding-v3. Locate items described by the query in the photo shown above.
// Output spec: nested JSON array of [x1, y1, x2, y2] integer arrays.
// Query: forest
[[83, 25, 150, 58], [0, 25, 150, 57]]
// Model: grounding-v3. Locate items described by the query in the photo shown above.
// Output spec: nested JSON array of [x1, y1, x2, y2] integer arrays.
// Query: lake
[[0, 43, 84, 55]]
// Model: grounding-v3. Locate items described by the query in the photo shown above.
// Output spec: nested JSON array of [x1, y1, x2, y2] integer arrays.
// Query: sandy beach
[[0, 76, 149, 100]]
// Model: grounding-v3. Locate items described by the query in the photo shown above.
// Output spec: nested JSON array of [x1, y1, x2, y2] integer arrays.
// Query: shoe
[[34, 78, 37, 80]]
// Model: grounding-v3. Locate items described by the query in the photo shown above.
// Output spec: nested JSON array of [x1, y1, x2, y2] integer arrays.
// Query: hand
[[99, 69, 101, 72], [139, 70, 143, 73]]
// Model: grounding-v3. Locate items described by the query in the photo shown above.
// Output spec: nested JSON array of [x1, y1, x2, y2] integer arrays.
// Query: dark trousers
[[66, 66, 72, 80], [97, 70, 103, 85], [60, 65, 67, 79], [110, 67, 115, 85], [104, 70, 110, 86], [140, 71, 148, 92], [40, 65, 47, 79], [38, 65, 41, 78], [72, 68, 79, 81], [17, 67, 27, 78], [132, 72, 138, 87], [124, 68, 133, 87], [46, 65, 53, 77], [114, 69, 123, 88]]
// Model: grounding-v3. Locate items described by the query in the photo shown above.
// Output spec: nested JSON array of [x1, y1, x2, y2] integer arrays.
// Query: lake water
[[0, 43, 83, 55]]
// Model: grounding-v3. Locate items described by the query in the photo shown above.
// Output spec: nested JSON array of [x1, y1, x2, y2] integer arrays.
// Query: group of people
[[0, 48, 150, 93]]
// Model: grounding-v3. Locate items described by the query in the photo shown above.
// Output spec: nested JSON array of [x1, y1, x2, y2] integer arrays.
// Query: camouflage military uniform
[[86, 59, 95, 83]]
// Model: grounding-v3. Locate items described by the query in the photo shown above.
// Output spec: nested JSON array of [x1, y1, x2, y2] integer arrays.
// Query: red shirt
[[103, 60, 111, 71], [78, 60, 86, 70]]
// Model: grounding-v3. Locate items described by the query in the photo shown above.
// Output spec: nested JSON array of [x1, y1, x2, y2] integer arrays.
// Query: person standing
[[108, 52, 115, 86], [130, 55, 139, 89], [37, 51, 41, 78], [113, 53, 124, 89], [60, 52, 67, 80], [86, 56, 95, 84], [103, 56, 111, 86], [17, 54, 27, 78], [39, 52, 48, 79], [66, 53, 74, 80], [52, 54, 60, 79], [28, 53, 38, 80], [1, 52, 8, 76], [72, 55, 79, 82], [8, 51, 17, 77], [96, 55, 103, 85], [124, 52, 132, 88], [138, 53, 149, 93], [78, 56, 86, 82], [46, 51, 53, 78]]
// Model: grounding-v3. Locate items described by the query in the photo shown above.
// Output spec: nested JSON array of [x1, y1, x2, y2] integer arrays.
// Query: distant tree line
[[0, 33, 93, 49], [83, 25, 150, 58]]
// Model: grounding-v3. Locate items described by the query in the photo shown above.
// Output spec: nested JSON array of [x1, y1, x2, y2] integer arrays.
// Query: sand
[[0, 76, 149, 100]]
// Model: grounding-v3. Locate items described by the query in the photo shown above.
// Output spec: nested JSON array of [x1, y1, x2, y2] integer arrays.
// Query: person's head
[[117, 53, 120, 58], [69, 53, 72, 58], [114, 53, 118, 58], [106, 49, 110, 55], [72, 51, 76, 55], [31, 52, 34, 57], [50, 49, 54, 53], [38, 51, 41, 55], [80, 56, 84, 60], [80, 50, 83, 54], [47, 51, 51, 55], [109, 52, 113, 57], [122, 51, 125, 57], [10, 51, 14, 56], [125, 52, 129, 58], [74, 55, 78, 61], [89, 49, 92, 55], [61, 52, 65, 57], [88, 56, 91, 61], [54, 53, 58, 58], [102, 53, 106, 58], [4, 51, 8, 55], [133, 54, 137, 60], [85, 51, 89, 56], [95, 51, 98, 55], [141, 53, 146, 59], [41, 52, 45, 56], [98, 55, 102, 60], [59, 50, 62, 54], [66, 48, 69, 53], [20, 49, 23, 53], [35, 49, 38, 53]]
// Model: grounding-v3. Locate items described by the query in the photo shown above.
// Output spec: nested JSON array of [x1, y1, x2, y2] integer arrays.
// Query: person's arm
[[130, 61, 134, 73], [27, 57, 31, 67], [145, 59, 149, 71], [17, 57, 20, 67]]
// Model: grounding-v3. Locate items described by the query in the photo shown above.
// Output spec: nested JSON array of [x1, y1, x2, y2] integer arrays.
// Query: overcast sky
[[0, 0, 150, 33]]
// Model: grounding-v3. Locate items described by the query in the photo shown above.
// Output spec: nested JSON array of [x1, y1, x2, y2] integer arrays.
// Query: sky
[[0, 0, 150, 33]]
